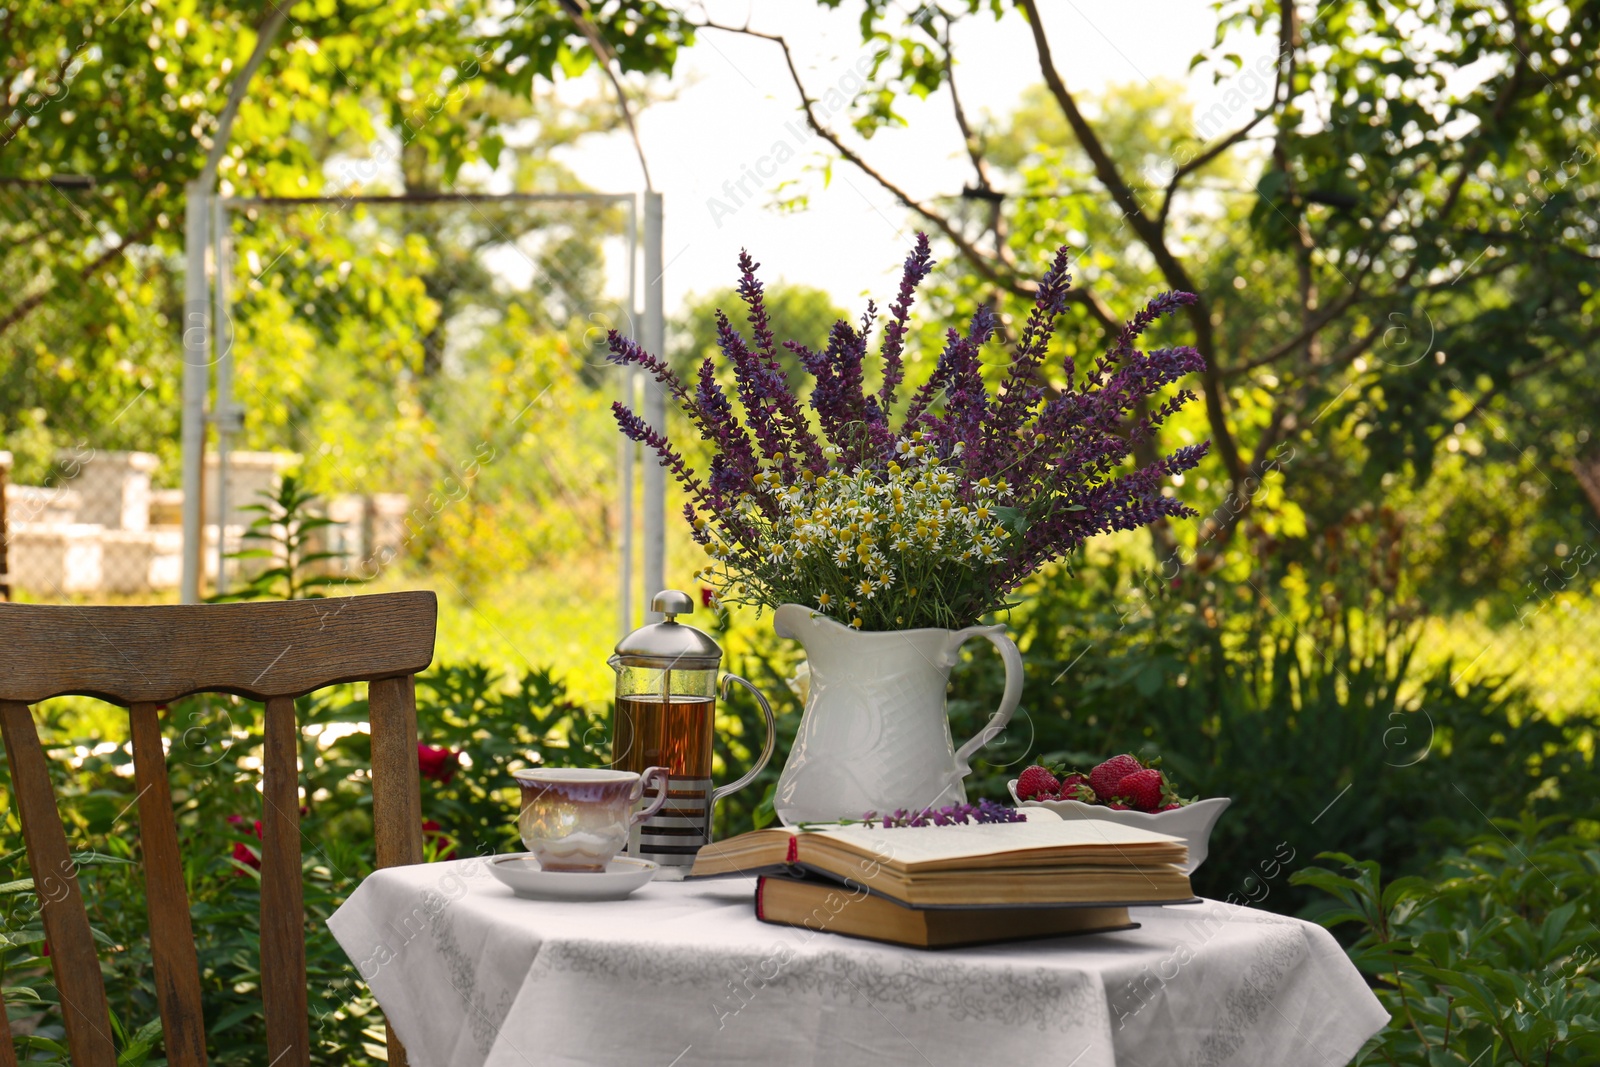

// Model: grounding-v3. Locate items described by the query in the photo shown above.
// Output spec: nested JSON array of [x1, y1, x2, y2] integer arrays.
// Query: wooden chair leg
[[385, 1023, 410, 1067], [0, 985, 19, 1067]]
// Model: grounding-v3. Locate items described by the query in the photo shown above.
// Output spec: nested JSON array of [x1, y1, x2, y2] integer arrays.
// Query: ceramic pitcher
[[771, 604, 1023, 826]]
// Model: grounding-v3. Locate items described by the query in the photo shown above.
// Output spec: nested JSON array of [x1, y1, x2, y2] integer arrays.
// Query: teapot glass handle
[[949, 627, 1023, 770], [711, 673, 777, 805]]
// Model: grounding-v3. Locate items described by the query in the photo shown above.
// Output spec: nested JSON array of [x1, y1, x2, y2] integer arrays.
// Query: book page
[[809, 814, 1181, 870]]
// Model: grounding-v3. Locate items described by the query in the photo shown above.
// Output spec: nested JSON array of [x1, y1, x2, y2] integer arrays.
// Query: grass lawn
[[1418, 598, 1600, 722]]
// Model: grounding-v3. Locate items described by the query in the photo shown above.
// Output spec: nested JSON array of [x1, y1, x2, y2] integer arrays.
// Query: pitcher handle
[[949, 626, 1024, 771], [711, 673, 778, 805]]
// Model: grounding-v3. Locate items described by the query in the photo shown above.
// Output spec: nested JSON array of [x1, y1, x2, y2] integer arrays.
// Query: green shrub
[[1293, 817, 1600, 1065], [926, 550, 1594, 910]]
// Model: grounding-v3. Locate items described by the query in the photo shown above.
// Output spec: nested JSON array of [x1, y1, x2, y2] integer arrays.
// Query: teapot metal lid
[[612, 590, 723, 670]]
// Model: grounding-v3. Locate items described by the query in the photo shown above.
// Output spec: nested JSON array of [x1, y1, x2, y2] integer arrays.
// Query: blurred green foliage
[[0, 0, 691, 487]]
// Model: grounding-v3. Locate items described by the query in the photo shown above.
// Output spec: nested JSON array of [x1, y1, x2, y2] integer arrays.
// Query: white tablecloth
[[328, 858, 1388, 1067]]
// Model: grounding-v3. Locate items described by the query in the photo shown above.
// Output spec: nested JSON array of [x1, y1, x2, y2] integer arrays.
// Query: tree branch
[[697, 19, 1038, 305], [0, 39, 81, 159], [1157, 103, 1275, 229], [558, 0, 653, 189], [940, 16, 1012, 267], [1571, 453, 1600, 524], [0, 220, 156, 339], [1223, 276, 1373, 377], [1016, 0, 1249, 508]]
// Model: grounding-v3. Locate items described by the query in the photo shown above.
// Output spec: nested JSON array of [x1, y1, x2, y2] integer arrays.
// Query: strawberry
[[1016, 765, 1061, 801], [1158, 803, 1182, 812], [1089, 754, 1143, 800], [1116, 768, 1165, 813], [1106, 802, 1131, 810], [1058, 772, 1095, 803]]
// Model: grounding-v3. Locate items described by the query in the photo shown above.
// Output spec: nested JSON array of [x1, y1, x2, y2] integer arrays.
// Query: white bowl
[[488, 854, 658, 901], [1006, 783, 1231, 876]]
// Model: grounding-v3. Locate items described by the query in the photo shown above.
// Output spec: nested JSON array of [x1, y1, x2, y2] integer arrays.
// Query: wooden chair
[[0, 591, 437, 1067]]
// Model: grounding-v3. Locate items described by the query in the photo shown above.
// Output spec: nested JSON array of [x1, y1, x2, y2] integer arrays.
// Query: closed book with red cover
[[755, 874, 1139, 949]]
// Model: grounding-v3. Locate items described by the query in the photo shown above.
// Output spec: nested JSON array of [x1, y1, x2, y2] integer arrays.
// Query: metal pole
[[212, 196, 237, 596], [180, 7, 283, 604], [618, 196, 638, 638], [180, 182, 210, 604], [641, 191, 666, 618]]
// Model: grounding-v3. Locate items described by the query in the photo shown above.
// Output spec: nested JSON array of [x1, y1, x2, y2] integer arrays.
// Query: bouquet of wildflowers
[[607, 235, 1209, 631]]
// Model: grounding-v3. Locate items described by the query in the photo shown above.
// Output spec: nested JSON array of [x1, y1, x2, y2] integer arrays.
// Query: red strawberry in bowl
[[1116, 768, 1165, 813], [1089, 754, 1143, 801], [1007, 756, 1230, 875], [1058, 772, 1094, 803], [1015, 765, 1061, 802]]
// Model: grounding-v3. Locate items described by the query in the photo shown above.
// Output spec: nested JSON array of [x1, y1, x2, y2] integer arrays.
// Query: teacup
[[512, 767, 670, 872]]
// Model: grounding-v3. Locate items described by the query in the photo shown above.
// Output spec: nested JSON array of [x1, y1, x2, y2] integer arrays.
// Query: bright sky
[[547, 1, 1273, 313]]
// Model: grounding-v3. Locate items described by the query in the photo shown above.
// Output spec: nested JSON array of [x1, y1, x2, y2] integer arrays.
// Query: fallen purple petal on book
[[801, 799, 1027, 830]]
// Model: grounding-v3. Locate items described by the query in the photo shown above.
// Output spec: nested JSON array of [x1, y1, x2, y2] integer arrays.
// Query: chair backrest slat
[[0, 593, 435, 705], [0, 700, 117, 1067], [129, 702, 210, 1067], [260, 695, 309, 1067]]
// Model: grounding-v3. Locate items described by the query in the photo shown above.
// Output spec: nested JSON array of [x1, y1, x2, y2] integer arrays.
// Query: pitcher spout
[[772, 602, 820, 642]]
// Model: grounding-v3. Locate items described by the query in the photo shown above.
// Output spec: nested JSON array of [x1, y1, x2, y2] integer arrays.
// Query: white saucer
[[488, 854, 658, 901]]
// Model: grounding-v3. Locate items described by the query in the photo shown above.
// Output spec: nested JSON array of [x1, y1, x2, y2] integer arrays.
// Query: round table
[[329, 857, 1387, 1067]]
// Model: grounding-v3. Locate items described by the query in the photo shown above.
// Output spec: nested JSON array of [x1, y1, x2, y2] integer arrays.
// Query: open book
[[693, 809, 1193, 908]]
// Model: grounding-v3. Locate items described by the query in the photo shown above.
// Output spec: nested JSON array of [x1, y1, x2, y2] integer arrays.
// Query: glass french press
[[608, 590, 777, 870]]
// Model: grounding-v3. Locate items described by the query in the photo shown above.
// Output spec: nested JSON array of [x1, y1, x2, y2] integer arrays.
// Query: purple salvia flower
[[1079, 290, 1198, 393], [606, 330, 696, 410], [682, 502, 711, 546], [862, 801, 1026, 828], [807, 315, 876, 462], [900, 326, 964, 430], [603, 239, 1212, 628], [736, 252, 827, 472], [611, 403, 717, 516], [877, 232, 935, 413], [736, 250, 777, 361], [934, 306, 1000, 461], [695, 357, 759, 493], [715, 310, 793, 475], [834, 303, 878, 451], [982, 249, 1072, 474]]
